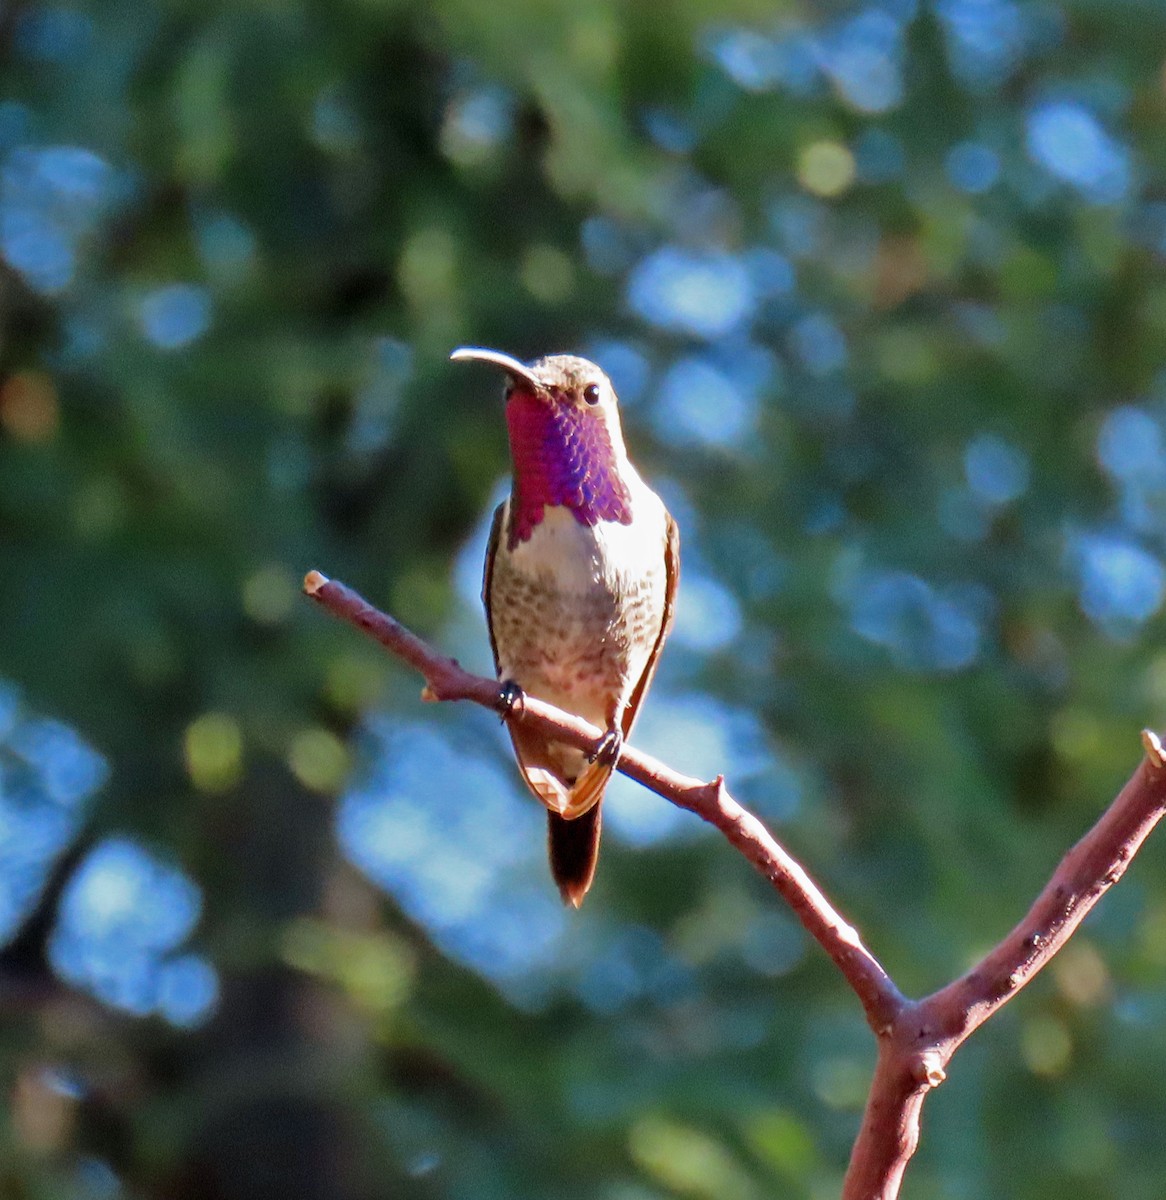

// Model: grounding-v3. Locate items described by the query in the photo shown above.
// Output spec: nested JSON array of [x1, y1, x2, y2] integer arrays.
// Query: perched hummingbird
[[451, 348, 679, 907]]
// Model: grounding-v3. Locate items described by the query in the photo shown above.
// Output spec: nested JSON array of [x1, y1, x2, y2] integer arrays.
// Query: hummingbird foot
[[589, 727, 623, 769], [496, 678, 526, 723]]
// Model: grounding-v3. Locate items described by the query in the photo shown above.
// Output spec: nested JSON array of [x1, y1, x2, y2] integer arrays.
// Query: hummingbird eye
[[583, 383, 601, 405]]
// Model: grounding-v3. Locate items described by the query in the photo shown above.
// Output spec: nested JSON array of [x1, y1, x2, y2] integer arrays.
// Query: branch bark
[[304, 570, 1166, 1199], [303, 571, 902, 1029], [841, 736, 1166, 1199]]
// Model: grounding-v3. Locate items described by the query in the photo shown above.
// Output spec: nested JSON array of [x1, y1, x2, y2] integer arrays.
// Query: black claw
[[497, 679, 526, 723], [590, 727, 623, 768]]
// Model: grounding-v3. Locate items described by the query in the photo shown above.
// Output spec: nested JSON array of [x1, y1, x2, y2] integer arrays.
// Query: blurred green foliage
[[2, 0, 1166, 1197]]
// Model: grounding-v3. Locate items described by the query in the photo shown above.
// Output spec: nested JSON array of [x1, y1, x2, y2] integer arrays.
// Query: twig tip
[[1141, 729, 1165, 768], [918, 1051, 947, 1088], [303, 569, 330, 596]]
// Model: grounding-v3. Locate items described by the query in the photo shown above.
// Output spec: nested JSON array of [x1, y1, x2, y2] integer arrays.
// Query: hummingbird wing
[[561, 510, 680, 817], [482, 500, 505, 669], [483, 500, 577, 811], [619, 509, 680, 743], [551, 506, 676, 816], [547, 511, 679, 905]]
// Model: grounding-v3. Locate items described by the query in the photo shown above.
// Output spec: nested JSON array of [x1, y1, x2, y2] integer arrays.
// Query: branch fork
[[304, 570, 1166, 1199]]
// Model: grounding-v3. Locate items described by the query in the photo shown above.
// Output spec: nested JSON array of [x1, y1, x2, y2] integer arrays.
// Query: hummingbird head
[[451, 347, 634, 546]]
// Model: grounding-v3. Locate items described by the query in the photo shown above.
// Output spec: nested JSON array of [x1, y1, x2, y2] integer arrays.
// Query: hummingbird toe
[[589, 727, 623, 769], [496, 678, 526, 723]]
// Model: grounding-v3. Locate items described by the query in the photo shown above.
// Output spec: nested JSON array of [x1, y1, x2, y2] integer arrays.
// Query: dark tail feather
[[548, 803, 603, 908]]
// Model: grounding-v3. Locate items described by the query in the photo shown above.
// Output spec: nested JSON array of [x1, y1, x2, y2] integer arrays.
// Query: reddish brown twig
[[303, 570, 902, 1029], [842, 736, 1166, 1199], [304, 570, 1166, 1199]]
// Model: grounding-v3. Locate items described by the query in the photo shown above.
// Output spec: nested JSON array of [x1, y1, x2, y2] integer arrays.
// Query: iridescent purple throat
[[506, 391, 633, 549]]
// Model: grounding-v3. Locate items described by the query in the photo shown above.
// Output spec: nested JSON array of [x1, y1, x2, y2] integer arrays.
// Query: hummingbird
[[451, 347, 679, 907]]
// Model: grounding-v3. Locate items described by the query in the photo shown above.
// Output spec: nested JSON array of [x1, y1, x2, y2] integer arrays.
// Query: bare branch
[[842, 733, 1166, 1198], [842, 1034, 931, 1200], [923, 736, 1166, 1045], [303, 570, 904, 1031], [305, 570, 1166, 1200]]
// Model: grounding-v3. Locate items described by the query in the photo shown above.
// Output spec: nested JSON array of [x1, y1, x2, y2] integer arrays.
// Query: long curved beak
[[450, 347, 543, 392]]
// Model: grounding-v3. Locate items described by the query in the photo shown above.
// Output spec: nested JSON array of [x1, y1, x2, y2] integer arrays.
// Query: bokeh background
[[2, 0, 1166, 1196]]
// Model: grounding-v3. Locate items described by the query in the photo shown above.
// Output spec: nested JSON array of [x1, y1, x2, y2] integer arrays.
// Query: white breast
[[504, 468, 668, 594]]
